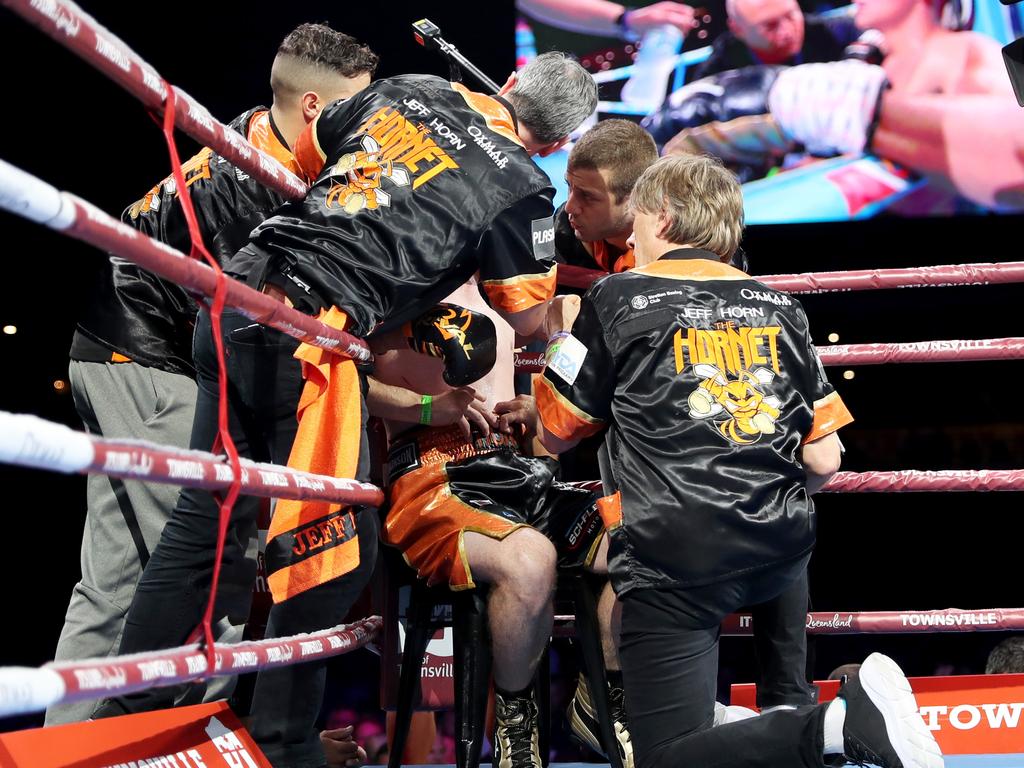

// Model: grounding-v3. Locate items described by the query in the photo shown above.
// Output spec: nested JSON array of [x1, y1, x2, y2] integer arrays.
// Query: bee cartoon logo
[[687, 363, 781, 445], [325, 106, 459, 214], [325, 135, 411, 214]]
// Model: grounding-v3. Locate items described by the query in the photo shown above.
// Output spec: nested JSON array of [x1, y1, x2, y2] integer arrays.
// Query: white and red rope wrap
[[0, 617, 381, 718], [0, 158, 371, 362], [0, 411, 384, 506]]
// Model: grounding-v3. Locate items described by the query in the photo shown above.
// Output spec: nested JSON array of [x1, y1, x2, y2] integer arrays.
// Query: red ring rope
[[552, 607, 1024, 639], [823, 469, 1024, 493], [556, 261, 1024, 293], [515, 337, 1024, 373]]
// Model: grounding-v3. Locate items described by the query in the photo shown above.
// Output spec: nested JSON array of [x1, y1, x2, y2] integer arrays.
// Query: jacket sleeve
[[535, 289, 615, 442], [478, 192, 558, 315]]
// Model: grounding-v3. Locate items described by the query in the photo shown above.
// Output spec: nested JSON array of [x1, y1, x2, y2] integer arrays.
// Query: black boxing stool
[[382, 551, 621, 768]]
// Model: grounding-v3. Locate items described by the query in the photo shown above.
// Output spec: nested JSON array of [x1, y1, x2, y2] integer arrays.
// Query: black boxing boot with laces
[[493, 685, 543, 768]]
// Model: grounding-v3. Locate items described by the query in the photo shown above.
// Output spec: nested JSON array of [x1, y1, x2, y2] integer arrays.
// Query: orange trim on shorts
[[450, 82, 523, 147], [110, 352, 131, 363], [384, 462, 526, 590], [481, 263, 557, 314], [293, 109, 327, 181], [534, 376, 604, 443], [803, 391, 854, 444], [596, 491, 622, 531]]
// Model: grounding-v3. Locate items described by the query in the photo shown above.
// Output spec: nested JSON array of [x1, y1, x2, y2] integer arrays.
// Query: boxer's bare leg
[[463, 527, 556, 692]]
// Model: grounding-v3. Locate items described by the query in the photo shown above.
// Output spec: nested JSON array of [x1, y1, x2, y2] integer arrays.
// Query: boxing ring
[[0, 0, 1022, 765]]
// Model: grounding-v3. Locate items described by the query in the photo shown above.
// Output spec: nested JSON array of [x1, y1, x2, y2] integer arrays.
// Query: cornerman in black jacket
[[58, 23, 376, 727], [95, 51, 598, 768], [536, 154, 943, 768]]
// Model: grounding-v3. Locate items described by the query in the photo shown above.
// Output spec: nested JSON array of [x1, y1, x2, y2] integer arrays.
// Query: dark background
[[0, 0, 1020, 744]]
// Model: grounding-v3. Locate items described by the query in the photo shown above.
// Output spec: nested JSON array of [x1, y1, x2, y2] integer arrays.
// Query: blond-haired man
[[535, 154, 943, 768]]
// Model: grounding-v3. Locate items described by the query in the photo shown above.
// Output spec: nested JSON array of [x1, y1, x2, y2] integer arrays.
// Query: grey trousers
[[46, 359, 242, 724]]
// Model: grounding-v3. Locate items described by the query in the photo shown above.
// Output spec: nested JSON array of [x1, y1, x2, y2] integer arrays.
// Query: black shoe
[[839, 653, 944, 768], [567, 674, 633, 768], [494, 687, 543, 768]]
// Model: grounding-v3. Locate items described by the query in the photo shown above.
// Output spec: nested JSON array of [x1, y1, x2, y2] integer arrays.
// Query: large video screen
[[516, 0, 1024, 224]]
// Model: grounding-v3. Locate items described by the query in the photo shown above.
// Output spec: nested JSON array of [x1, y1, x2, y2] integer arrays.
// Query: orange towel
[[267, 306, 363, 603]]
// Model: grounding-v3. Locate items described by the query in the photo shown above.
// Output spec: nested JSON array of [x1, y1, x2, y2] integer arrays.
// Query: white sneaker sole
[[859, 653, 945, 768]]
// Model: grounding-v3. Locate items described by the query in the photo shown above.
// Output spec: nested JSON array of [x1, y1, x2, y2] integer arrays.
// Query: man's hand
[[431, 388, 498, 439], [502, 294, 581, 341], [768, 60, 888, 156], [494, 394, 539, 437], [626, 2, 697, 36], [542, 294, 582, 339], [320, 726, 367, 768]]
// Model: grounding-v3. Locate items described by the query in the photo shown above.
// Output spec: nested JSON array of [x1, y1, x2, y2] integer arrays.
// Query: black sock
[[496, 682, 534, 699], [606, 669, 624, 690]]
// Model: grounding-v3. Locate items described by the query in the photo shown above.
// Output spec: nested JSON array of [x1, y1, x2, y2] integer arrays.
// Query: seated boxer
[[370, 278, 618, 768]]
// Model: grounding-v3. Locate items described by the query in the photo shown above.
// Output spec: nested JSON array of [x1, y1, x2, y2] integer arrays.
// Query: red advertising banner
[[0, 701, 270, 767], [731, 673, 1024, 756]]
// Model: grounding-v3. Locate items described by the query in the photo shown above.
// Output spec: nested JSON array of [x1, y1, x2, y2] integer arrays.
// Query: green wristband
[[420, 394, 433, 425]]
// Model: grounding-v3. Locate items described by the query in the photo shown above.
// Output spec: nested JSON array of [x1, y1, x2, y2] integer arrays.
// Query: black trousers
[[618, 556, 829, 768], [750, 565, 816, 708], [95, 309, 379, 768]]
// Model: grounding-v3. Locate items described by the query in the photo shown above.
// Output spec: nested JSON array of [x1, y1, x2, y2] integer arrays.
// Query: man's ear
[[535, 135, 570, 157], [655, 208, 673, 240], [301, 91, 321, 122], [497, 71, 517, 96]]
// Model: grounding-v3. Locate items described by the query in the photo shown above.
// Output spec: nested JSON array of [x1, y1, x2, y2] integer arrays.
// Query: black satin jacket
[[72, 107, 295, 376], [536, 249, 853, 595], [227, 74, 558, 337]]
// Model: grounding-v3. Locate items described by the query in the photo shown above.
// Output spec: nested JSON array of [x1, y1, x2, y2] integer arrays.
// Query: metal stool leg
[[572, 573, 624, 768], [453, 589, 491, 768], [537, 644, 551, 767], [389, 583, 435, 768]]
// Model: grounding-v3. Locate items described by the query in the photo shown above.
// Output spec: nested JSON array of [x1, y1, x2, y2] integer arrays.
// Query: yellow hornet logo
[[434, 308, 474, 359], [325, 135, 411, 214], [687, 364, 781, 445]]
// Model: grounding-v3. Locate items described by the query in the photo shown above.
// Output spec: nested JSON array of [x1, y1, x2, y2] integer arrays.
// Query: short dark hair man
[[56, 22, 376, 727], [558, 119, 659, 275]]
